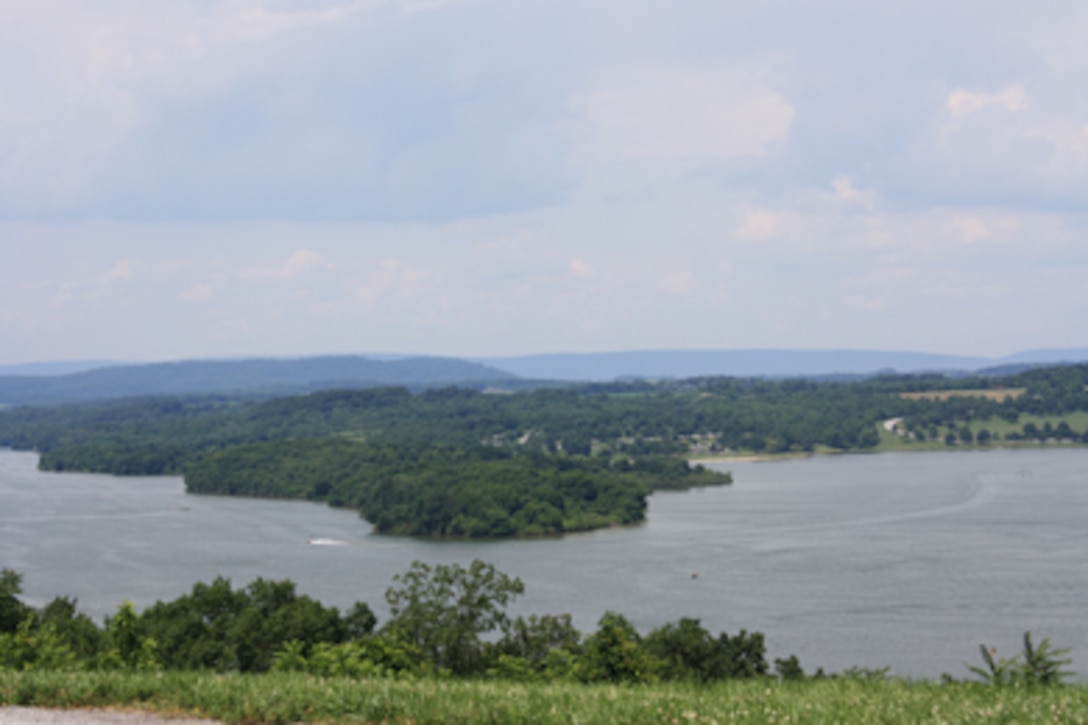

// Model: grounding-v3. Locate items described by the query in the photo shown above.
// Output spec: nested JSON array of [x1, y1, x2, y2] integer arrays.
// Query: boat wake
[[306, 537, 348, 546]]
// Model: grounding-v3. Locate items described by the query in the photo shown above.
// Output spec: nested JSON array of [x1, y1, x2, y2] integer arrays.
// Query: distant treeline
[[0, 376, 895, 476], [2, 364, 1087, 469]]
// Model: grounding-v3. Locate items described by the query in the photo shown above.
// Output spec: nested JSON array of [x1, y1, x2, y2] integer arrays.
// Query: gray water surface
[[1, 447, 1084, 679]]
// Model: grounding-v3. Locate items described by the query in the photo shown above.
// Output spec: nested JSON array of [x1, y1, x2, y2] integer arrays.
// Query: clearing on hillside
[[899, 388, 1025, 402]]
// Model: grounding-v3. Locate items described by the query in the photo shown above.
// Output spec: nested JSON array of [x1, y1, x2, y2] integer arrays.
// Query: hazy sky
[[2, 1, 1087, 364]]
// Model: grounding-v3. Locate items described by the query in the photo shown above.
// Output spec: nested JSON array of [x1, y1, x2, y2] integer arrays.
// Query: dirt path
[[882, 417, 903, 432], [0, 708, 220, 725]]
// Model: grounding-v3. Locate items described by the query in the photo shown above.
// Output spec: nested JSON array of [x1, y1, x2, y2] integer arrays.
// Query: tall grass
[[3, 671, 1086, 724]]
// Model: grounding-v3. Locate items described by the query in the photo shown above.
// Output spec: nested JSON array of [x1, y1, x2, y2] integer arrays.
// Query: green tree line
[[5, 562, 1072, 686], [1, 562, 794, 684], [0, 374, 911, 475], [4, 365, 1086, 478]]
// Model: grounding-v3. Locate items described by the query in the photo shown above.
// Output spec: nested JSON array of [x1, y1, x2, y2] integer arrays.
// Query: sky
[[2, 0, 1087, 365]]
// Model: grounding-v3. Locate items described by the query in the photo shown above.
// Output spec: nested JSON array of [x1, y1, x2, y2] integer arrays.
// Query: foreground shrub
[[969, 631, 1075, 687]]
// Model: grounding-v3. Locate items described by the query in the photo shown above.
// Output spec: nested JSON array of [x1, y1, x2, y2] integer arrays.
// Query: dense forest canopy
[[2, 363, 1086, 466]]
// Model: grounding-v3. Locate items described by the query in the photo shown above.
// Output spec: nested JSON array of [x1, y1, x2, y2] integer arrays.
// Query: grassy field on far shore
[[877, 411, 1088, 453], [689, 414, 1088, 461], [899, 388, 1027, 402]]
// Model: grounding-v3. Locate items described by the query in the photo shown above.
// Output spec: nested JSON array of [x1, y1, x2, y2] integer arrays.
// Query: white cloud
[[473, 229, 548, 264], [842, 295, 888, 312], [1026, 5, 1088, 74], [1030, 119, 1088, 183], [352, 259, 443, 311], [398, 0, 452, 16], [240, 248, 328, 280], [569, 258, 596, 278], [932, 80, 1088, 190], [949, 215, 992, 244], [182, 283, 215, 301], [737, 209, 783, 240], [658, 269, 700, 297], [0, 0, 416, 210], [944, 85, 1028, 133], [850, 265, 1014, 303], [5, 3, 1088, 362], [573, 64, 794, 164], [827, 177, 877, 206], [728, 203, 1072, 260], [52, 258, 140, 308]]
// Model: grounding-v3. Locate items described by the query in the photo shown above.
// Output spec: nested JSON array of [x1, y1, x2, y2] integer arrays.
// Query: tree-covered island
[[185, 439, 727, 537]]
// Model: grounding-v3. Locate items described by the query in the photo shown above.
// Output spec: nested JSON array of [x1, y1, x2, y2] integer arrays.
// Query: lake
[[1, 446, 1084, 679]]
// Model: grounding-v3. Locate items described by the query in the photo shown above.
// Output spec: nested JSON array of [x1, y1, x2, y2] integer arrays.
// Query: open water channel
[[1, 447, 1084, 679]]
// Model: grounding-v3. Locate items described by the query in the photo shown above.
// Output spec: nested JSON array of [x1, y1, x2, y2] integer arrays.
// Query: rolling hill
[[0, 356, 516, 406]]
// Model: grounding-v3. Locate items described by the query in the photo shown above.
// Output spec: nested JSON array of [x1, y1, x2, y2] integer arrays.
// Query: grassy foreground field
[[2, 671, 1087, 724]]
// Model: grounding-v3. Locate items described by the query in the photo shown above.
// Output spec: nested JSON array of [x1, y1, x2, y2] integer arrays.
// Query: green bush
[[969, 631, 1074, 687]]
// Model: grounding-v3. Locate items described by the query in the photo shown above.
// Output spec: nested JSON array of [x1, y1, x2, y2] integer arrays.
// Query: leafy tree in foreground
[[36, 596, 105, 661], [103, 601, 159, 671], [643, 617, 716, 681], [0, 616, 75, 671], [0, 569, 32, 634], [384, 559, 525, 675], [138, 577, 353, 672], [497, 613, 582, 672], [580, 611, 656, 683], [643, 617, 769, 682]]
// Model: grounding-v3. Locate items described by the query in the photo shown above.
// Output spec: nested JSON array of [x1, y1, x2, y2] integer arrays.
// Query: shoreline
[[688, 453, 805, 464], [688, 439, 1088, 466]]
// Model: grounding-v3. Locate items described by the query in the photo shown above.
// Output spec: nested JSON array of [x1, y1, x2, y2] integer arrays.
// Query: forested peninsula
[[2, 363, 1087, 538], [185, 439, 726, 537]]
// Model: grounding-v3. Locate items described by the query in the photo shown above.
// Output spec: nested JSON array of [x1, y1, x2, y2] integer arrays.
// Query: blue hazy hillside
[[0, 361, 122, 377], [477, 348, 1088, 381], [4, 348, 1088, 405], [0, 356, 516, 406]]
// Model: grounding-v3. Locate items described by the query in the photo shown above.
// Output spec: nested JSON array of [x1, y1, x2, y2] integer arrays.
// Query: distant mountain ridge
[[476, 348, 1088, 381], [3, 348, 1088, 406], [0, 356, 515, 406], [0, 360, 123, 377]]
